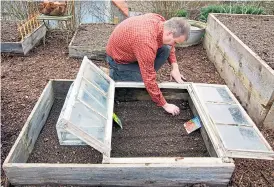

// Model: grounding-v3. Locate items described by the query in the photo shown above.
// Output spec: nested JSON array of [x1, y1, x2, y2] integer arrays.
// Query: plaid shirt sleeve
[[133, 38, 167, 107]]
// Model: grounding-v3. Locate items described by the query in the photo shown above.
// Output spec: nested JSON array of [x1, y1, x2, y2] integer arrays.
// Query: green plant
[[199, 4, 265, 22], [176, 9, 188, 17]]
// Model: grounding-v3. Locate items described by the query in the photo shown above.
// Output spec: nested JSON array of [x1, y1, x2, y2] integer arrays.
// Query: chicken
[[39, 1, 67, 16]]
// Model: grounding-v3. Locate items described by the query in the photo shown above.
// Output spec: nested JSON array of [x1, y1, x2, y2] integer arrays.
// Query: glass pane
[[61, 131, 81, 141], [83, 65, 109, 93], [206, 103, 250, 125], [197, 86, 234, 103], [216, 125, 269, 151], [69, 102, 106, 142], [78, 80, 107, 118]]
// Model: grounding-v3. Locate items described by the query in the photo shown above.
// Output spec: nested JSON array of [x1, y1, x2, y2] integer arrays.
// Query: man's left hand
[[170, 63, 187, 83]]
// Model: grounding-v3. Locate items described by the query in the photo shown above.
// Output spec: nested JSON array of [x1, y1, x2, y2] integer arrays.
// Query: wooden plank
[[0, 42, 23, 53], [4, 163, 234, 186], [3, 81, 54, 164], [22, 23, 47, 55], [204, 14, 274, 125], [115, 82, 190, 102], [69, 45, 106, 60], [226, 149, 274, 160], [264, 102, 274, 129], [52, 79, 73, 99], [115, 87, 189, 102], [108, 157, 224, 164], [204, 33, 270, 125], [104, 81, 115, 162], [188, 96, 218, 157], [37, 15, 73, 21]]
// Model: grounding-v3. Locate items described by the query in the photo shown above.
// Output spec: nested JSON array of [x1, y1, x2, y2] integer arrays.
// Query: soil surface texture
[[216, 14, 274, 69], [27, 99, 102, 164], [71, 23, 116, 48], [1, 21, 21, 42], [112, 100, 209, 157]]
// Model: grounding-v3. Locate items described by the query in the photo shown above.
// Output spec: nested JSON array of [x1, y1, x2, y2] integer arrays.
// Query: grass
[[199, 4, 265, 22]]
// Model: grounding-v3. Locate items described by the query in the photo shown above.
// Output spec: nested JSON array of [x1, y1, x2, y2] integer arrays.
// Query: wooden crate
[[204, 14, 274, 129], [3, 79, 238, 186], [0, 23, 46, 55]]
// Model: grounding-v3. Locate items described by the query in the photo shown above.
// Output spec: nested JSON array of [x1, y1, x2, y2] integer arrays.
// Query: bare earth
[[216, 14, 274, 69]]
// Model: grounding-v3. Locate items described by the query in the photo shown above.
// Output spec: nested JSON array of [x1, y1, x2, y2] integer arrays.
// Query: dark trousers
[[106, 45, 171, 82]]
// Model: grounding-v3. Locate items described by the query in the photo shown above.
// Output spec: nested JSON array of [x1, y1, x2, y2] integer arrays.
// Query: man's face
[[163, 30, 187, 46]]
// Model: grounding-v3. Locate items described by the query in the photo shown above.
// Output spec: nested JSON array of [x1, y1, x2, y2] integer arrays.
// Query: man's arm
[[168, 46, 187, 83], [133, 40, 180, 115], [133, 40, 166, 107]]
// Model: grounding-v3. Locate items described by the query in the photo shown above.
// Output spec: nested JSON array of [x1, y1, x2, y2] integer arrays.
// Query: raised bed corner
[[1, 23, 46, 55]]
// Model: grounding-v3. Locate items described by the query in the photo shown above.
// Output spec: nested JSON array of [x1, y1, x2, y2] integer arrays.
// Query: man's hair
[[164, 17, 190, 40]]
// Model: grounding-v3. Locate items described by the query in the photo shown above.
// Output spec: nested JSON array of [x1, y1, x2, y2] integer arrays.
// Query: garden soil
[[1, 21, 21, 42], [1, 30, 274, 186], [71, 23, 116, 49], [112, 100, 209, 157], [216, 14, 274, 69]]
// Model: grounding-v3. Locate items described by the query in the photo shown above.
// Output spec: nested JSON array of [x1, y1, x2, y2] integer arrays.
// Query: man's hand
[[170, 63, 187, 83], [162, 103, 180, 116]]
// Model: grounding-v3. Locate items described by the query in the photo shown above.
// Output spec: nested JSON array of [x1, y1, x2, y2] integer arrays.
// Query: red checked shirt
[[106, 13, 177, 106]]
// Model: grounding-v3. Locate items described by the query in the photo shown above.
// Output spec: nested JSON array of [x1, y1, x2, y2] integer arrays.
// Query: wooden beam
[[3, 81, 54, 164], [107, 157, 225, 164], [22, 23, 46, 55], [0, 42, 23, 54], [115, 87, 190, 102], [4, 162, 234, 186]]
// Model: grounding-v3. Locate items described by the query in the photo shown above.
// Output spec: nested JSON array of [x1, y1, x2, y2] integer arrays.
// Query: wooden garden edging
[[204, 13, 274, 129]]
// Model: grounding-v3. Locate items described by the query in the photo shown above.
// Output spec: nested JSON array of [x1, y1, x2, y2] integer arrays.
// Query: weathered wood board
[[68, 24, 107, 60], [1, 24, 47, 55], [204, 13, 274, 128], [4, 162, 234, 186]]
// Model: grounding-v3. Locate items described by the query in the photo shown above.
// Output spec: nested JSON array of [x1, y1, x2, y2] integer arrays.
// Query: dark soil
[[1, 21, 21, 42], [216, 14, 274, 69], [112, 100, 209, 157], [27, 99, 102, 164], [1, 30, 273, 186], [157, 45, 226, 84], [71, 23, 116, 48]]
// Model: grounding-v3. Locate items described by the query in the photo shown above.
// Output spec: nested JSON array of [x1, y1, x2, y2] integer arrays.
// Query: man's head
[[163, 17, 190, 46]]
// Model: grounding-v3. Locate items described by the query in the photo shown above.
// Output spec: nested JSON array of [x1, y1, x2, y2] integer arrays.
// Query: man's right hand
[[162, 103, 180, 116]]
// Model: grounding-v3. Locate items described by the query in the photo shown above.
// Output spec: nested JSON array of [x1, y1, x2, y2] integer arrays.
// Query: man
[[106, 13, 190, 116]]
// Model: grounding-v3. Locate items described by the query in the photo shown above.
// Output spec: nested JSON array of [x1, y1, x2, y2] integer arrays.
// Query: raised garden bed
[[3, 57, 274, 186], [204, 13, 274, 129], [27, 98, 208, 164], [69, 23, 116, 60], [0, 20, 46, 55]]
